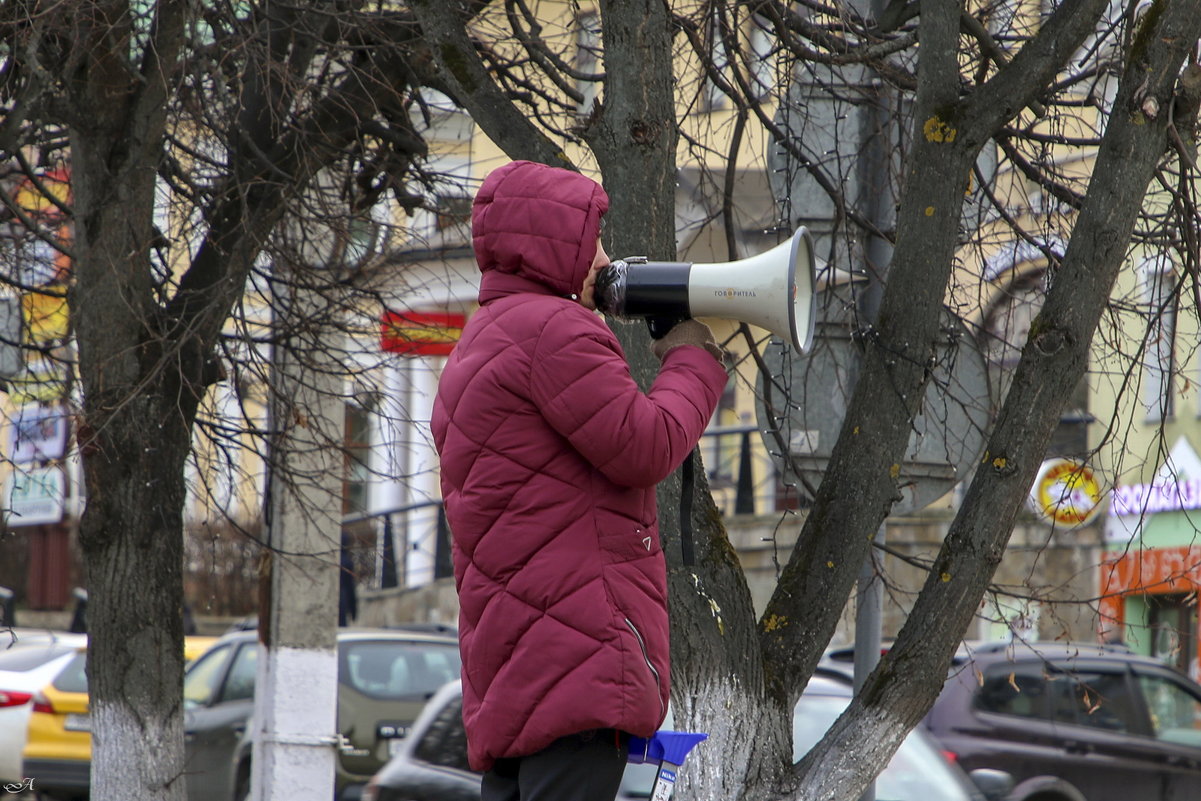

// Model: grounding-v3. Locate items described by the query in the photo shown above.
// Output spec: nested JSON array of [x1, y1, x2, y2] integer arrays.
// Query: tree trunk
[[70, 122, 194, 801], [587, 2, 796, 798]]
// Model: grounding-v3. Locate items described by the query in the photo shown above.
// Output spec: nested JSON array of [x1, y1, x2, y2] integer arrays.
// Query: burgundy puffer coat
[[431, 161, 728, 771]]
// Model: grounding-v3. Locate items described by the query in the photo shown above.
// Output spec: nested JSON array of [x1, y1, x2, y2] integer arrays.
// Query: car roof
[[950, 639, 1175, 672], [211, 626, 458, 647], [824, 638, 1171, 674], [2, 629, 87, 650]]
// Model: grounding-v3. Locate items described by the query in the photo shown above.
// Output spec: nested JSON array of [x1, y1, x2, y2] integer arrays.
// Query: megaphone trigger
[[646, 316, 685, 340]]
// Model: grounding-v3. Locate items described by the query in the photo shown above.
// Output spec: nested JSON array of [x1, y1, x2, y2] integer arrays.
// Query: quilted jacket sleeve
[[529, 307, 729, 488]]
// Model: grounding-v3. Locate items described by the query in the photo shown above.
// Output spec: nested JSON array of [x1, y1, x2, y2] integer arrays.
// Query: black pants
[[482, 729, 630, 801]]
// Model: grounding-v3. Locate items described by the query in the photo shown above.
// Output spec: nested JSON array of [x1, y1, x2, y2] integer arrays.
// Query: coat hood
[[472, 160, 609, 301]]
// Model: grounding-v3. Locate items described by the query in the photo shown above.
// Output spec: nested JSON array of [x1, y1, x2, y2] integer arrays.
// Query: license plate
[[65, 713, 91, 732]]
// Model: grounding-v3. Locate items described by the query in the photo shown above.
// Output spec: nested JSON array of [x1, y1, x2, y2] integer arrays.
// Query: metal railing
[[346, 425, 779, 591], [698, 424, 781, 517]]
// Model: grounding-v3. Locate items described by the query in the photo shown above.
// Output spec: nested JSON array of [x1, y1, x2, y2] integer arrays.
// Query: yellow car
[[184, 636, 220, 664], [21, 636, 219, 801]]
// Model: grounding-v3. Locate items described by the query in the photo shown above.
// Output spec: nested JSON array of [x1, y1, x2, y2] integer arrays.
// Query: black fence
[[343, 425, 778, 592]]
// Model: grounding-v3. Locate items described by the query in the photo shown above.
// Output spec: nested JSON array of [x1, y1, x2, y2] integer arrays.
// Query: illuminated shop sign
[[1028, 458, 1105, 526], [1110, 479, 1201, 517]]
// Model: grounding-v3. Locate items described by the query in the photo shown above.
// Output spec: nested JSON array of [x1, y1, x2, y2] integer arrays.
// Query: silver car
[[364, 670, 1010, 801]]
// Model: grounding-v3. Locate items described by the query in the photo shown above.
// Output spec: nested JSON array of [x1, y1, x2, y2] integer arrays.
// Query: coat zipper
[[624, 617, 666, 720]]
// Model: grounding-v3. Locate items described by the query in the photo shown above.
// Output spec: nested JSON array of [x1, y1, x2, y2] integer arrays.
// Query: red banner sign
[[381, 310, 465, 357]]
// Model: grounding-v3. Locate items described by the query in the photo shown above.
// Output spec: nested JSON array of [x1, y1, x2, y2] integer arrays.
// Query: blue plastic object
[[627, 730, 708, 766]]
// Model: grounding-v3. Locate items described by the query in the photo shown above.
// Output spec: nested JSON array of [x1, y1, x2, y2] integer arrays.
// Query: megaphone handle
[[646, 316, 685, 340]]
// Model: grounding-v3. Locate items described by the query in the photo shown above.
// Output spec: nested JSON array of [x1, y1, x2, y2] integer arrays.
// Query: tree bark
[[787, 1, 1201, 797], [64, 6, 193, 796]]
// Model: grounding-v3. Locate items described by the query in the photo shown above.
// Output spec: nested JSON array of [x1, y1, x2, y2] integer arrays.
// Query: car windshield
[[794, 693, 974, 801], [339, 640, 461, 700]]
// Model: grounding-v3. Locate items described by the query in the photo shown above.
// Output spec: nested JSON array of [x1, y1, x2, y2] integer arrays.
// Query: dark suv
[[920, 641, 1201, 801]]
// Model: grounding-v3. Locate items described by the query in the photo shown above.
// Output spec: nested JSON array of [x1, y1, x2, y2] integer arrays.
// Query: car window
[[977, 664, 1139, 732], [184, 643, 232, 709], [794, 693, 973, 801], [976, 666, 1049, 718], [0, 643, 75, 671], [218, 643, 257, 703], [1045, 670, 1138, 732], [412, 695, 472, 772], [339, 640, 461, 700], [51, 651, 88, 693], [1135, 672, 1201, 748]]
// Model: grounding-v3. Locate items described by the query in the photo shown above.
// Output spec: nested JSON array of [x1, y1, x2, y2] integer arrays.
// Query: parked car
[[794, 671, 1011, 801], [362, 671, 1010, 801], [360, 680, 659, 801], [18, 635, 220, 801], [20, 642, 89, 800], [182, 627, 461, 801], [0, 633, 87, 783], [920, 640, 1201, 801]]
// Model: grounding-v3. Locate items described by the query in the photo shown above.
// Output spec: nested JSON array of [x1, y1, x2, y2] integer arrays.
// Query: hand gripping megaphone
[[592, 227, 817, 353]]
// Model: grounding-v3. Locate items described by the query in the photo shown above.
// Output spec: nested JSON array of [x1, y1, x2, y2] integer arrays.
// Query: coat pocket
[[595, 507, 659, 564]]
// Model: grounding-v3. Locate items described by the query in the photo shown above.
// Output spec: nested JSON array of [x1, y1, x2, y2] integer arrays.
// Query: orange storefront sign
[[1099, 545, 1201, 625], [1101, 544, 1201, 592], [380, 310, 464, 357]]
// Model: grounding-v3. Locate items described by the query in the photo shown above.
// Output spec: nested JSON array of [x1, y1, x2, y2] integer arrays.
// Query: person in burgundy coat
[[431, 160, 728, 801]]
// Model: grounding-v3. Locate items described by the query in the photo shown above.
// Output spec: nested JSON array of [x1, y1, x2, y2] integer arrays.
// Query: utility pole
[[250, 261, 343, 800], [851, 5, 895, 801]]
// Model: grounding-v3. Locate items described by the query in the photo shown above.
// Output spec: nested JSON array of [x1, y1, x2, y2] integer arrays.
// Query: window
[[977, 664, 1138, 732], [434, 194, 472, 233], [979, 269, 1046, 408], [413, 695, 472, 772], [1045, 670, 1136, 732], [703, 13, 730, 111], [343, 402, 371, 516], [1140, 257, 1177, 422], [976, 666, 1049, 718], [339, 640, 461, 700], [576, 12, 602, 116], [184, 644, 232, 709], [409, 155, 472, 241], [1146, 593, 1199, 676], [1134, 672, 1201, 748], [218, 643, 258, 703], [341, 216, 382, 268], [747, 14, 775, 100], [51, 651, 88, 694]]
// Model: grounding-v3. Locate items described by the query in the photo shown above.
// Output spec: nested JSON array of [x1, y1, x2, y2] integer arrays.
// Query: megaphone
[[593, 227, 817, 353]]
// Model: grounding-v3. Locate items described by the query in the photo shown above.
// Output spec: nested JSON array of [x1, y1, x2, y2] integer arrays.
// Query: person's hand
[[650, 319, 723, 362]]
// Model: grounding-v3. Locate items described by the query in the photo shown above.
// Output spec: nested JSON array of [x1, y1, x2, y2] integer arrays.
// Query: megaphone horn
[[593, 227, 818, 353]]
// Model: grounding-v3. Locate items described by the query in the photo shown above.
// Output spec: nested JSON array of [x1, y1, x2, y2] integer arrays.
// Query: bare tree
[[1, 2, 1198, 801], [0, 3, 468, 798], [416, 1, 1201, 799]]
